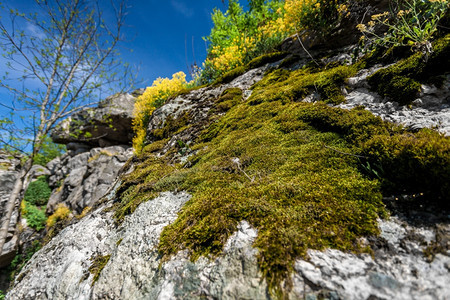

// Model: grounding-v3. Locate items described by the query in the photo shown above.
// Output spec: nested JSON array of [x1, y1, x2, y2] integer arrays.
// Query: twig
[[294, 26, 320, 67]]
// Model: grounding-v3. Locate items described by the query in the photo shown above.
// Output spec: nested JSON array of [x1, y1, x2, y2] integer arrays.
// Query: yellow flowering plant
[[357, 0, 449, 56], [132, 72, 188, 153]]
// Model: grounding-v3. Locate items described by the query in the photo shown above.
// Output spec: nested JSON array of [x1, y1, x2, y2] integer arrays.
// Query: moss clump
[[151, 112, 190, 140], [249, 65, 357, 105], [88, 254, 111, 285], [246, 51, 288, 70], [214, 88, 243, 113], [367, 34, 450, 105], [361, 129, 450, 205], [213, 66, 246, 85]]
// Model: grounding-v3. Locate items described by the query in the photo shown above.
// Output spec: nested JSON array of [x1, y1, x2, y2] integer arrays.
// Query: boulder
[[46, 145, 132, 214], [51, 93, 137, 150]]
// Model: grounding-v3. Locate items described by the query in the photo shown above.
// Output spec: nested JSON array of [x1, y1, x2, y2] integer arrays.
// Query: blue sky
[[0, 0, 242, 151], [122, 0, 228, 85]]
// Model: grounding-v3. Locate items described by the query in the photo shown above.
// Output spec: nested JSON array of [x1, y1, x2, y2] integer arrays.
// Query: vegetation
[[132, 72, 189, 153], [8, 240, 42, 280], [118, 24, 450, 293], [367, 34, 450, 105], [46, 204, 71, 228], [357, 0, 449, 56], [88, 254, 111, 284], [24, 176, 51, 206], [20, 200, 47, 231], [32, 136, 66, 166]]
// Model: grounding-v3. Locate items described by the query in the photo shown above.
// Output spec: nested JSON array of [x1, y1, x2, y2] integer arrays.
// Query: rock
[[51, 93, 137, 150], [341, 69, 450, 136], [0, 152, 21, 267], [46, 145, 132, 214]]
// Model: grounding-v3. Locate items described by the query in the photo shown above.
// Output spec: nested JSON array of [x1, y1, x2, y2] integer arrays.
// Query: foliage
[[357, 0, 449, 56], [201, 0, 287, 82], [32, 135, 65, 166], [284, 0, 347, 36], [24, 176, 51, 206], [46, 203, 71, 228], [132, 72, 188, 153], [8, 240, 42, 281], [20, 200, 47, 231], [367, 34, 450, 105]]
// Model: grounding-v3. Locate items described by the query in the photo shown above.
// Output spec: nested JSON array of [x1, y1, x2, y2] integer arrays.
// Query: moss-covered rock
[[367, 34, 450, 105], [115, 52, 450, 296]]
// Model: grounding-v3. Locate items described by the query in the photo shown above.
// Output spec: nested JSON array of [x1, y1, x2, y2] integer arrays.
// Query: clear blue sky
[[123, 0, 228, 86], [0, 0, 245, 151]]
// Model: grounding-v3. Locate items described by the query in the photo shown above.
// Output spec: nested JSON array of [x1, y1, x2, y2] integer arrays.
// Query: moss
[[367, 34, 450, 105], [213, 66, 246, 85], [361, 129, 450, 205], [116, 53, 449, 296], [246, 51, 288, 70], [214, 88, 243, 113], [249, 65, 357, 105], [151, 112, 190, 140], [88, 254, 111, 285]]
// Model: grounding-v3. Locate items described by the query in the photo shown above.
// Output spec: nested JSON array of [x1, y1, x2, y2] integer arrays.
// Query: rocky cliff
[[3, 29, 450, 300]]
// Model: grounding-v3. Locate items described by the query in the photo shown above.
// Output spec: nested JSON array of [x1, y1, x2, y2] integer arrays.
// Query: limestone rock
[[0, 152, 20, 267], [46, 145, 132, 214], [51, 93, 136, 150]]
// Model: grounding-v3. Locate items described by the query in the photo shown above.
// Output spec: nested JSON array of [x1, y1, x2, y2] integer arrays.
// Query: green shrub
[[24, 176, 51, 206], [21, 200, 47, 231]]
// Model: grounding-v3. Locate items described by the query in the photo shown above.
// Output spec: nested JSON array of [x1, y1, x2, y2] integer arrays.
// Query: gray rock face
[[46, 145, 132, 214], [7, 185, 450, 299], [51, 93, 137, 150], [0, 152, 21, 267], [341, 68, 450, 135]]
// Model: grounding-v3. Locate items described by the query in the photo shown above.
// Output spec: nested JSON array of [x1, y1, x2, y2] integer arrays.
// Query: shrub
[[21, 200, 47, 231], [132, 72, 188, 153], [24, 176, 51, 206], [46, 203, 71, 228], [357, 0, 449, 57]]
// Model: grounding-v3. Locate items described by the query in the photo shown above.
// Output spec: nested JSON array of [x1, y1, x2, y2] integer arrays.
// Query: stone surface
[[46, 145, 132, 214], [7, 185, 450, 299], [341, 70, 450, 135], [0, 152, 21, 267], [51, 93, 137, 150]]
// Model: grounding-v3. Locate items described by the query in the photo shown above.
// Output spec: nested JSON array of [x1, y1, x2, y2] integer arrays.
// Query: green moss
[[214, 88, 243, 113], [249, 65, 357, 106], [151, 112, 190, 140], [213, 66, 246, 85], [246, 51, 288, 70], [115, 54, 450, 297], [367, 34, 450, 105], [212, 52, 288, 85], [361, 129, 450, 204], [88, 254, 111, 285]]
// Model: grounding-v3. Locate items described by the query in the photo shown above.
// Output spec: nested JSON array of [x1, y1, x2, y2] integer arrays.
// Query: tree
[[0, 0, 133, 254]]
